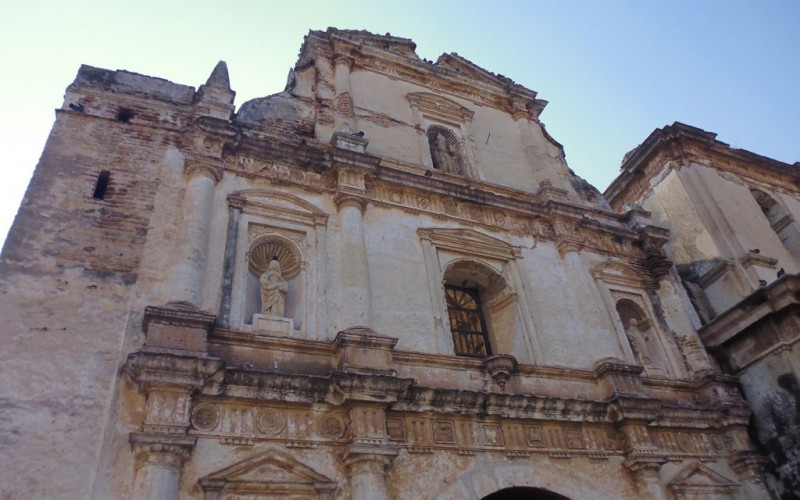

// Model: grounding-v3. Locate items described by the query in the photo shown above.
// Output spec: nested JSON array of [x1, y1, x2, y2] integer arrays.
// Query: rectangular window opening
[[93, 170, 111, 199]]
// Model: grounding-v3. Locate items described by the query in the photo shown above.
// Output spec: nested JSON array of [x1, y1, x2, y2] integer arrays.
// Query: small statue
[[625, 318, 651, 365], [430, 133, 462, 174], [259, 259, 289, 316]]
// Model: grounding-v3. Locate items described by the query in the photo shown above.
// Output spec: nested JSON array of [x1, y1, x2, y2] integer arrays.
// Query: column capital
[[334, 193, 368, 213], [333, 54, 355, 69], [130, 433, 196, 469], [344, 452, 393, 475], [184, 157, 224, 183]]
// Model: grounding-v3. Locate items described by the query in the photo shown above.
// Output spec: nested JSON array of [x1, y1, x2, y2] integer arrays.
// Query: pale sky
[[1, 0, 798, 248]]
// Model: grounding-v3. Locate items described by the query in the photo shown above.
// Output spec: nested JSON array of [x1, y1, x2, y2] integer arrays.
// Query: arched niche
[[442, 258, 517, 358], [221, 188, 328, 339], [246, 234, 304, 322], [591, 260, 684, 378], [427, 125, 467, 175], [615, 298, 670, 376]]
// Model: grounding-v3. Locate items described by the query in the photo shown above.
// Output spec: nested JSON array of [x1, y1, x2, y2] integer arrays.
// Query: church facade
[[0, 29, 772, 499]]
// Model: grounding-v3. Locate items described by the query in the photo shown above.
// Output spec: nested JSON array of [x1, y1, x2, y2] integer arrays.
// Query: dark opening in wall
[[93, 170, 111, 199], [116, 107, 134, 122]]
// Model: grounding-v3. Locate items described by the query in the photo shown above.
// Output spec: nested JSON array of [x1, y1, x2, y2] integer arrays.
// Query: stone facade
[[606, 123, 800, 498], [0, 29, 769, 499]]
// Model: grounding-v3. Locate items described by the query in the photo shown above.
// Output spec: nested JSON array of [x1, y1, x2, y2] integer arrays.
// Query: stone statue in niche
[[430, 132, 463, 174], [259, 258, 288, 317], [625, 318, 652, 365]]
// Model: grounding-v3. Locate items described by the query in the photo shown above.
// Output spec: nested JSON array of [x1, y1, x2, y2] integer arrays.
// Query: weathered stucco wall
[[0, 30, 770, 500]]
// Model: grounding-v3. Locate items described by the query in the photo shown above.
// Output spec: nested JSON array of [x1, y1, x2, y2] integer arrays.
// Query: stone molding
[[126, 351, 224, 390]]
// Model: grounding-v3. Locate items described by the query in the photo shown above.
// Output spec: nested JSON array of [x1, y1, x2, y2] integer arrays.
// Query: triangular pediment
[[667, 462, 739, 495], [419, 228, 520, 261], [199, 449, 336, 495]]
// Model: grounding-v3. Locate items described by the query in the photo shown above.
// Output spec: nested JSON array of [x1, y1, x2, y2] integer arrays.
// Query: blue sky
[[1, 0, 798, 246]]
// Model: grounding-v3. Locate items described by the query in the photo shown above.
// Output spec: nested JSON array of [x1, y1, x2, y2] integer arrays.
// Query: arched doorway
[[481, 487, 572, 500]]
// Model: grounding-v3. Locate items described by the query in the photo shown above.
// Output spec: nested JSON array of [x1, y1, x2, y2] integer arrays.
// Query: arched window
[[445, 286, 491, 357], [442, 259, 514, 358], [427, 125, 466, 175]]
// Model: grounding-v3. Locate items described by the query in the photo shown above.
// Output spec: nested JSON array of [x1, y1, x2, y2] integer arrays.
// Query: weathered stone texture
[[0, 29, 774, 499]]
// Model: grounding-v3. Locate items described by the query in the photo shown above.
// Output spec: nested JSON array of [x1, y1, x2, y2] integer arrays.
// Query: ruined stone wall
[[0, 67, 194, 499], [0, 31, 771, 500]]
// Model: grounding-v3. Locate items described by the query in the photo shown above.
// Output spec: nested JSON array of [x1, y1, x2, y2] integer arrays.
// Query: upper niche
[[406, 92, 477, 177]]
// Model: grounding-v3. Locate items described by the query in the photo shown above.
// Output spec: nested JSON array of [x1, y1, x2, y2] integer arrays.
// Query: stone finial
[[206, 61, 231, 90]]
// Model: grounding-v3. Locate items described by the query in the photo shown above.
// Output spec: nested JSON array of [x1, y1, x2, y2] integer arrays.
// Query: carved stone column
[[345, 453, 393, 500], [623, 456, 667, 500], [130, 434, 195, 500], [171, 157, 223, 306], [344, 403, 399, 500], [333, 54, 357, 134]]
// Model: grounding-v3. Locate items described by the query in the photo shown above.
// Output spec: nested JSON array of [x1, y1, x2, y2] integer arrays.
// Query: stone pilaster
[[170, 157, 223, 306]]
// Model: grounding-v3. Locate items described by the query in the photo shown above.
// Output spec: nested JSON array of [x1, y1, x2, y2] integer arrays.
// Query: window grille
[[445, 285, 491, 357]]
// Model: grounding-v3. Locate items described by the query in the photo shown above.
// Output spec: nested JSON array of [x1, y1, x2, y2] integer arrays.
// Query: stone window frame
[[223, 189, 328, 339], [418, 227, 541, 362], [591, 261, 685, 378], [406, 92, 481, 179]]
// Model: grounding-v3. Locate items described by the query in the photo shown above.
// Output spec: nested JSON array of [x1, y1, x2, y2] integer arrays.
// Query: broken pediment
[[407, 92, 474, 125], [592, 261, 648, 288], [434, 53, 515, 90], [199, 449, 337, 499], [667, 462, 739, 498], [419, 227, 521, 261]]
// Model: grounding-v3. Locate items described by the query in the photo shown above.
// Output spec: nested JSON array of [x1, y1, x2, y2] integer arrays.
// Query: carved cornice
[[126, 351, 224, 388], [699, 273, 800, 350], [606, 121, 800, 211]]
